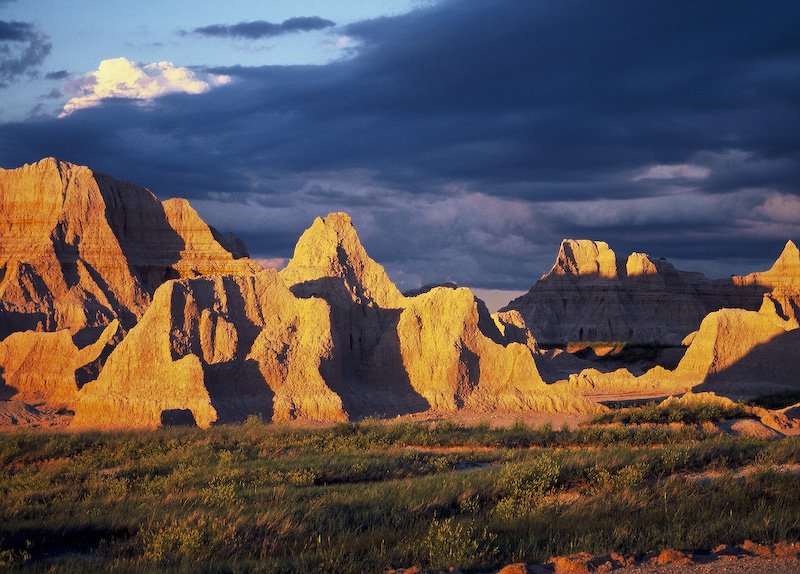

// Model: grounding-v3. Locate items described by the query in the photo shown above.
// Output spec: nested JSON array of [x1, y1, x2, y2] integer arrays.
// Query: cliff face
[[0, 158, 260, 341], [70, 213, 597, 429], [72, 271, 344, 429], [504, 239, 767, 346], [0, 158, 261, 404]]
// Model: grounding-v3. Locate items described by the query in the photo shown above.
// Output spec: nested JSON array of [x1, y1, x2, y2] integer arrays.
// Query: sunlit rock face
[[279, 213, 599, 418], [735, 241, 800, 329], [69, 211, 599, 429], [0, 320, 120, 404], [72, 271, 344, 429], [569, 303, 800, 399], [0, 158, 260, 340], [504, 239, 767, 346], [0, 158, 261, 404], [566, 244, 800, 398]]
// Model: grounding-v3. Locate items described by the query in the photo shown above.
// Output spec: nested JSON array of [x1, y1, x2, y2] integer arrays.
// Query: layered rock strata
[[0, 158, 261, 404], [0, 158, 260, 340], [567, 248, 800, 399], [504, 239, 768, 346]]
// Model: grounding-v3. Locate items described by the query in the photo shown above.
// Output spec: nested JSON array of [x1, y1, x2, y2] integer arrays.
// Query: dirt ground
[[390, 542, 800, 574]]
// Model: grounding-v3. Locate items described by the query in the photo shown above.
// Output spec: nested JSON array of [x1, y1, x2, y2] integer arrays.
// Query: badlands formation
[[1, 158, 799, 429]]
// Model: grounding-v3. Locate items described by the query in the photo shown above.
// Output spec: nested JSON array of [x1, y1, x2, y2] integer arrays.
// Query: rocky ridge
[[1, 159, 799, 429], [504, 239, 769, 346], [0, 158, 261, 405], [72, 213, 596, 429]]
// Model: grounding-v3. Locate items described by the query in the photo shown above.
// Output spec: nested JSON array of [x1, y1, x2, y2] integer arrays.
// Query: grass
[[1, 417, 799, 573], [590, 397, 754, 425]]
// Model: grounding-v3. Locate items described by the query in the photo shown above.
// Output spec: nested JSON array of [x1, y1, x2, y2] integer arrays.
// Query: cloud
[[0, 0, 798, 289], [633, 164, 711, 181], [45, 69, 69, 80], [0, 20, 30, 41], [192, 17, 335, 40], [59, 57, 230, 116], [0, 19, 51, 86]]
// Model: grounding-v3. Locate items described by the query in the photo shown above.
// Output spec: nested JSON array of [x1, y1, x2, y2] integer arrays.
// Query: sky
[[1, 0, 799, 310]]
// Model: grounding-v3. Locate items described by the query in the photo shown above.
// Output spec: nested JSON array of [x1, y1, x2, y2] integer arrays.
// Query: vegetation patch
[[590, 396, 755, 425], [0, 422, 798, 573]]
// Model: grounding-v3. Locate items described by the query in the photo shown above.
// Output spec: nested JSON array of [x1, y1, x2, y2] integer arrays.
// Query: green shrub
[[499, 452, 560, 499], [423, 516, 497, 569]]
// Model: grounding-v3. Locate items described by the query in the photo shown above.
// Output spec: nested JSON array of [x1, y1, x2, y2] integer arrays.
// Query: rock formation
[[0, 158, 261, 404], [72, 271, 344, 429], [504, 239, 767, 346], [3, 158, 798, 428], [279, 213, 598, 418], [0, 158, 260, 340], [0, 320, 120, 404], [568, 287, 800, 399], [72, 212, 598, 429]]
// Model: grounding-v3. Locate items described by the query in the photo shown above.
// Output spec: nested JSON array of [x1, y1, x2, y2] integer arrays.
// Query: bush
[[423, 516, 497, 569], [500, 453, 560, 499]]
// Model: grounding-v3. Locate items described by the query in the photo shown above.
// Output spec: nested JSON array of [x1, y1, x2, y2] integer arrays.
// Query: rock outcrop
[[72, 271, 344, 429], [279, 213, 598, 418], [504, 239, 768, 346], [71, 213, 599, 428], [568, 296, 800, 399], [0, 158, 260, 341], [4, 158, 798, 427], [0, 320, 120, 404], [0, 158, 261, 404]]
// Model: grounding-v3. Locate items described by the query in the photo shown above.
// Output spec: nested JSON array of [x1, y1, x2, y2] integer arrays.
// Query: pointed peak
[[548, 239, 617, 279], [280, 212, 404, 308], [318, 212, 353, 230], [765, 240, 800, 283], [734, 240, 800, 289], [776, 240, 799, 265]]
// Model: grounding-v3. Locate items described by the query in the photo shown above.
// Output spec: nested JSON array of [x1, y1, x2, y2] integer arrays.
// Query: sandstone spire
[[280, 212, 405, 308]]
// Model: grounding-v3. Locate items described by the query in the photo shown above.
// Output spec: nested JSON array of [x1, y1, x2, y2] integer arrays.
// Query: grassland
[[1, 405, 800, 573]]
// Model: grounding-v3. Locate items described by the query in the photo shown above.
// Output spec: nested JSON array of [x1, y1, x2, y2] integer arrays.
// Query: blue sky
[[1, 0, 799, 308]]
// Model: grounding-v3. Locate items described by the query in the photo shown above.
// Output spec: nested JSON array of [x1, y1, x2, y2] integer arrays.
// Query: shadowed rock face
[[504, 239, 769, 346]]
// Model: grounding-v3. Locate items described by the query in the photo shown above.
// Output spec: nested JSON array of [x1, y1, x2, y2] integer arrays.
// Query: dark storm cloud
[[0, 19, 29, 40], [191, 16, 335, 40], [0, 19, 51, 86], [45, 69, 69, 80], [1, 0, 799, 290]]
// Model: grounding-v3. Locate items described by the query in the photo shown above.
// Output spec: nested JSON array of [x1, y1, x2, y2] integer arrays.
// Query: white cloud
[[59, 57, 230, 116], [633, 163, 711, 181], [756, 192, 800, 224]]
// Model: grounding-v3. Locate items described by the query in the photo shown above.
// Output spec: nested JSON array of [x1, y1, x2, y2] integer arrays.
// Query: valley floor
[[3, 402, 800, 573]]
